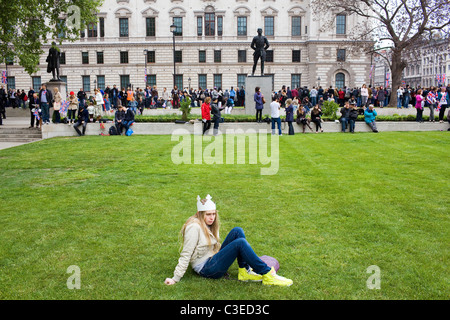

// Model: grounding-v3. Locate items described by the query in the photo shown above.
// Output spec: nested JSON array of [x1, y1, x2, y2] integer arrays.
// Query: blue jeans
[[271, 117, 282, 135], [123, 120, 134, 132], [19, 99, 26, 109], [41, 102, 50, 123], [213, 116, 221, 135], [340, 118, 348, 132], [349, 119, 356, 132], [403, 96, 410, 108], [397, 97, 402, 108], [199, 227, 271, 279]]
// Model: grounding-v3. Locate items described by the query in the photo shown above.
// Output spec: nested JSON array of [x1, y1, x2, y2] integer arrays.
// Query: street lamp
[[144, 49, 148, 86], [170, 24, 177, 90], [4, 59, 9, 93]]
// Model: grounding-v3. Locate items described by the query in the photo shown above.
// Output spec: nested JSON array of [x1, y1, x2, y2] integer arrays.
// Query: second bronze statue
[[250, 28, 270, 76]]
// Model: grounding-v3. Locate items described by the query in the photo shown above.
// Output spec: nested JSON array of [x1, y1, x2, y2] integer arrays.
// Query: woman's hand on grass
[[164, 278, 176, 285]]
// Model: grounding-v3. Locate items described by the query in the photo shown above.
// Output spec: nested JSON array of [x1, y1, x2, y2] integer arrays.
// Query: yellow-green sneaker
[[262, 267, 293, 287], [238, 268, 263, 282]]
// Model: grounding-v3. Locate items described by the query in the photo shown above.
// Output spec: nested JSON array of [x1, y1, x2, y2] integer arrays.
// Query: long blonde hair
[[180, 206, 221, 253]]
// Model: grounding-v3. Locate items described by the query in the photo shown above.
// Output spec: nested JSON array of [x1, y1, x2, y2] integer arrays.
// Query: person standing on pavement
[[39, 84, 53, 125]]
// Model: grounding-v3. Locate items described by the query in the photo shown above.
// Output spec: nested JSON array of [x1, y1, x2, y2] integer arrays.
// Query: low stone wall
[[41, 121, 450, 139], [138, 107, 423, 117]]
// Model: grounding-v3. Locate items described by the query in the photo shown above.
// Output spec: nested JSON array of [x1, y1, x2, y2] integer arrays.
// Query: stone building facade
[[373, 38, 450, 89], [4, 0, 372, 94], [407, 39, 449, 88]]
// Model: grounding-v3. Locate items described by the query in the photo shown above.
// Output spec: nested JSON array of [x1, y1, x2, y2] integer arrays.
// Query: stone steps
[[0, 137, 41, 143], [0, 127, 42, 143], [0, 133, 43, 138]]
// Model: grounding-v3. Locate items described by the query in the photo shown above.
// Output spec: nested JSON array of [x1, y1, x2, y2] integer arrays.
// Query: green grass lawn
[[0, 132, 448, 300]]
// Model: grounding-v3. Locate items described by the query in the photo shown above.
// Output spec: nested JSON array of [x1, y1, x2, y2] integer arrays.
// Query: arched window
[[202, 6, 223, 37], [205, 12, 215, 36], [335, 73, 345, 89]]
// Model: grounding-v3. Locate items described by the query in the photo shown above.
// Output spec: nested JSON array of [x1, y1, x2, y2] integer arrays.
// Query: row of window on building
[[57, 48, 347, 66], [72, 14, 347, 39], [74, 49, 303, 65], [403, 63, 448, 77]]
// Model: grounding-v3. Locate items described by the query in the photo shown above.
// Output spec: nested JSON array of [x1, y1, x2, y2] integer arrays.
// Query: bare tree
[[310, 0, 450, 107]]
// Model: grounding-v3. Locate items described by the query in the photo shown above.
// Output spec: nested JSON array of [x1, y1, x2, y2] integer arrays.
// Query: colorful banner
[[1, 71, 7, 84], [33, 109, 40, 121], [59, 100, 69, 118]]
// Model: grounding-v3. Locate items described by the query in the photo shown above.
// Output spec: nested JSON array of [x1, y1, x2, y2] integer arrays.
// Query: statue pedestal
[[245, 76, 273, 116], [44, 80, 67, 101]]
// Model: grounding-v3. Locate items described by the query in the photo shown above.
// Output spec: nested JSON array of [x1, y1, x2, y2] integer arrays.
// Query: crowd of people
[[1, 82, 449, 134], [0, 84, 246, 127], [251, 85, 377, 135], [251, 83, 450, 135]]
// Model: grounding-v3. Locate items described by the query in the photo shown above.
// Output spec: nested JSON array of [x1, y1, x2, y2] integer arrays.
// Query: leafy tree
[[321, 100, 340, 120], [180, 97, 192, 122], [310, 0, 450, 107], [0, 0, 103, 74]]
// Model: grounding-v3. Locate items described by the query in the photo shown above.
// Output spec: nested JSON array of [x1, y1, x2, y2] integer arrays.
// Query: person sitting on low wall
[[122, 106, 135, 135], [348, 103, 359, 133], [115, 105, 126, 134], [73, 105, 89, 136], [364, 104, 378, 133]]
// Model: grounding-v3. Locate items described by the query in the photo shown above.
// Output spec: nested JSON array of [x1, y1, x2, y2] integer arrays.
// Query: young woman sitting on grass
[[164, 195, 293, 287]]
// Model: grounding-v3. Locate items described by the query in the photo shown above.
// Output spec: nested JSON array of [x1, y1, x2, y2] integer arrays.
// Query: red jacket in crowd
[[201, 102, 211, 120]]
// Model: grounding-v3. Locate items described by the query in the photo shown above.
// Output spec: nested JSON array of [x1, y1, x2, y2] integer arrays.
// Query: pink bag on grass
[[259, 255, 280, 272]]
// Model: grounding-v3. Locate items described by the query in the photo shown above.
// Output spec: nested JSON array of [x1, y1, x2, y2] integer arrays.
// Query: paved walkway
[[0, 117, 30, 127], [0, 141, 31, 150], [0, 117, 36, 151]]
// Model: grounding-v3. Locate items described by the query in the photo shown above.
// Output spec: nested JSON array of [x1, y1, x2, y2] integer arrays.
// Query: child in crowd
[[67, 91, 78, 124], [87, 101, 95, 122], [201, 97, 212, 135], [137, 96, 145, 115], [225, 97, 234, 114]]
